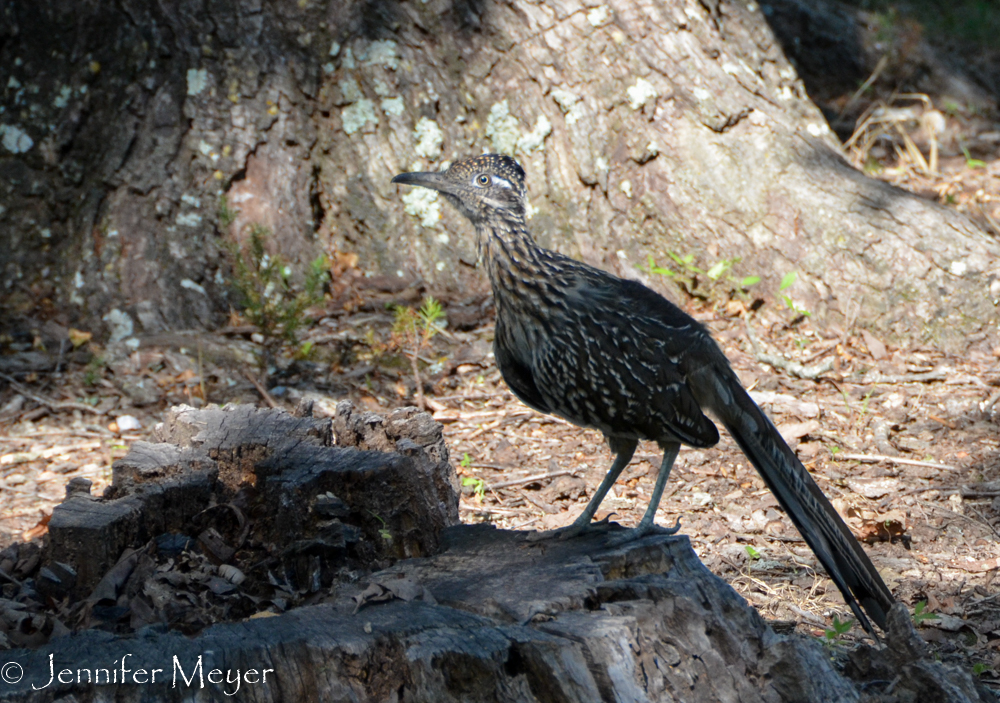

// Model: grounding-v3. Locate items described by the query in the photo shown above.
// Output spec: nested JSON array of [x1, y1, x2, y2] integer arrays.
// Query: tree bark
[[1, 0, 996, 347]]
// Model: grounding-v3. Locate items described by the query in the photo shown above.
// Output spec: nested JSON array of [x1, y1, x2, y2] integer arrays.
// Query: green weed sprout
[[392, 296, 445, 410], [227, 224, 328, 374], [462, 476, 486, 503], [912, 600, 940, 625]]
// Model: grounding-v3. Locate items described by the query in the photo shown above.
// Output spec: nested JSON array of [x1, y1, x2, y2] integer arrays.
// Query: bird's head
[[392, 154, 527, 227]]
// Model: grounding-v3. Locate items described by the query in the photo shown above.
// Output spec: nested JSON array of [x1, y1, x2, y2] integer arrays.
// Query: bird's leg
[[567, 438, 637, 530], [607, 442, 681, 545], [528, 438, 636, 541]]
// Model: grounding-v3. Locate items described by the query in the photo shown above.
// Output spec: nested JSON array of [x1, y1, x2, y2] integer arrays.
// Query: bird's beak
[[391, 171, 456, 196]]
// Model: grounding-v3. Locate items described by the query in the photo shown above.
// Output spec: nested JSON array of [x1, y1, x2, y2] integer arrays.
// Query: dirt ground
[[3, 278, 1000, 683]]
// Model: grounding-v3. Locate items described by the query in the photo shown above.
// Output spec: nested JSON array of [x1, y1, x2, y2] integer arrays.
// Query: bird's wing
[[528, 273, 718, 447]]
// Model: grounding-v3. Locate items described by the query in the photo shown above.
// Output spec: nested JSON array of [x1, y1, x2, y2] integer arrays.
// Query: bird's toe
[[605, 517, 682, 547], [526, 516, 617, 542]]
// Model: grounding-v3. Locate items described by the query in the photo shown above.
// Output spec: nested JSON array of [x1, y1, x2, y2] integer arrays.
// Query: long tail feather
[[701, 367, 895, 636]]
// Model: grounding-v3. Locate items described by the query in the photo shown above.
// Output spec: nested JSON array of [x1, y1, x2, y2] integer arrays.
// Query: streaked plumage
[[392, 153, 895, 638]]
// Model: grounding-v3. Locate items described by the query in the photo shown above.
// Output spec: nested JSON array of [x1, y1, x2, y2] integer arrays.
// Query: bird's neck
[[476, 218, 544, 289]]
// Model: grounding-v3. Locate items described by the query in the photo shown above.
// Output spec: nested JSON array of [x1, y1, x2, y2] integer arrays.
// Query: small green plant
[[218, 196, 239, 227], [368, 510, 393, 541], [295, 340, 315, 360], [668, 250, 697, 270], [960, 144, 986, 169], [912, 600, 940, 625], [859, 388, 874, 416], [706, 258, 738, 281], [462, 476, 486, 503], [973, 662, 989, 676], [745, 545, 761, 560], [872, 8, 899, 44], [392, 296, 445, 410], [779, 271, 811, 317], [460, 453, 472, 469], [863, 155, 884, 174], [829, 446, 840, 456], [837, 386, 852, 413], [83, 356, 105, 386], [638, 252, 748, 297], [227, 224, 328, 374], [638, 254, 675, 277], [823, 615, 854, 644], [781, 295, 811, 317]]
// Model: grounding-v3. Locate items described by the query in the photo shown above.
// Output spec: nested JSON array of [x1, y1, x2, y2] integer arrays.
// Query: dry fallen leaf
[[777, 420, 820, 443], [22, 512, 51, 541], [847, 477, 901, 499], [857, 516, 907, 545], [68, 328, 92, 348], [860, 329, 888, 360]]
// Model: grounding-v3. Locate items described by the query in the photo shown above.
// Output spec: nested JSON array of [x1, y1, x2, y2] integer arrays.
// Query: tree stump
[[0, 404, 991, 701]]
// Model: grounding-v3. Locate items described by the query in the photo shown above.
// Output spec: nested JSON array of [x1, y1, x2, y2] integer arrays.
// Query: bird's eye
[[475, 174, 491, 186]]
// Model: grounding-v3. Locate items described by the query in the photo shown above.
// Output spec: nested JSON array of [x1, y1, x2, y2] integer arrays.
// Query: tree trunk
[[1, 0, 996, 346]]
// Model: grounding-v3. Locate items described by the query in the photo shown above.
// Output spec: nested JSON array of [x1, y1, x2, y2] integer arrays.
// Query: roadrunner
[[392, 153, 895, 637]]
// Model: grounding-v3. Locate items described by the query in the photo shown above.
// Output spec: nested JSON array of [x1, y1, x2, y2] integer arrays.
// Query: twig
[[54, 338, 68, 375], [198, 340, 207, 404], [961, 486, 1000, 498], [968, 505, 1000, 542], [925, 413, 956, 430], [981, 388, 1000, 415], [511, 516, 542, 529], [518, 488, 559, 514], [799, 340, 840, 364], [840, 54, 889, 122], [858, 371, 947, 384], [470, 463, 514, 471], [896, 486, 957, 497], [427, 393, 503, 403], [976, 202, 1000, 239], [243, 370, 279, 408], [487, 469, 575, 490], [871, 417, 896, 456], [918, 500, 1000, 540], [839, 293, 862, 348], [835, 453, 957, 470], [788, 604, 827, 627], [965, 589, 1000, 610], [744, 320, 834, 380], [458, 503, 529, 516], [409, 343, 425, 411], [0, 372, 105, 415]]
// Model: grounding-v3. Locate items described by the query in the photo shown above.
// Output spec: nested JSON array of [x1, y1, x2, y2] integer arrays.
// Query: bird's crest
[[447, 154, 526, 194]]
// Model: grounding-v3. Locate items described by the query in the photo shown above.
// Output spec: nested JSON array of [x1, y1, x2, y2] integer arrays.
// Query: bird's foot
[[605, 517, 682, 547], [526, 515, 616, 542]]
